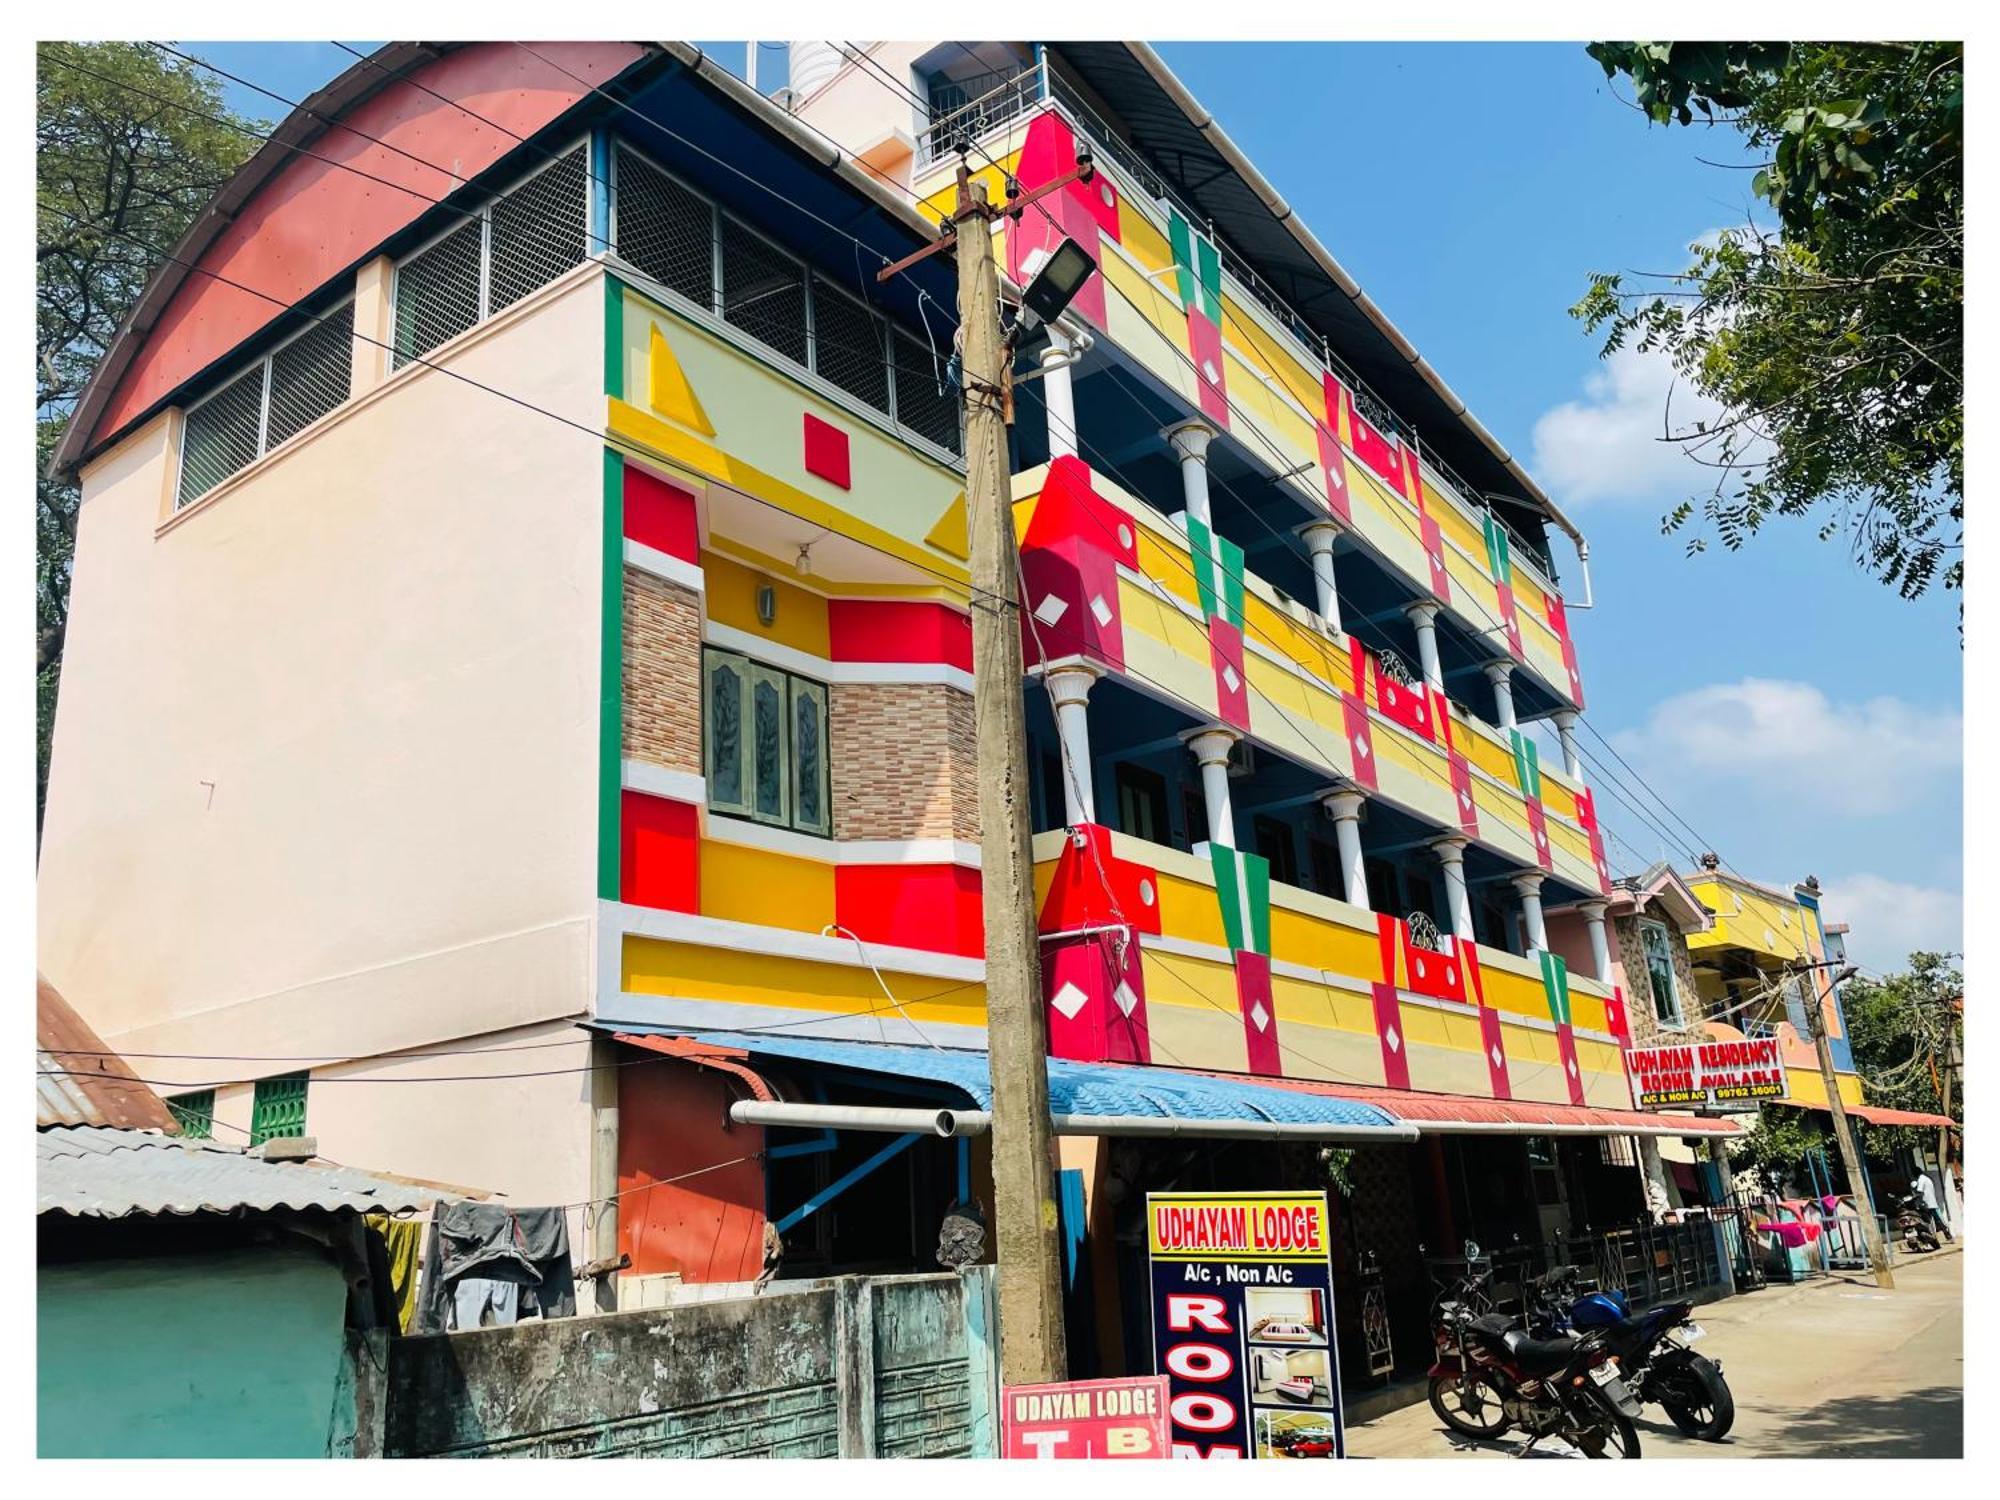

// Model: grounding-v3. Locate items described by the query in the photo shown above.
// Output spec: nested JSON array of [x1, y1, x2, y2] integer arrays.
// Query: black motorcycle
[[1428, 1256, 1643, 1458], [1893, 1193, 1943, 1253], [1528, 1264, 1734, 1442]]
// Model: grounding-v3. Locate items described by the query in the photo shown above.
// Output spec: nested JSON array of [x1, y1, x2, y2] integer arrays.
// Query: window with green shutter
[[167, 1089, 215, 1140], [250, 1072, 309, 1145]]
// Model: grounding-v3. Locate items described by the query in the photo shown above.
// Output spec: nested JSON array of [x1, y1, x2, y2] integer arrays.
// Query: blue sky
[[191, 41, 1962, 972]]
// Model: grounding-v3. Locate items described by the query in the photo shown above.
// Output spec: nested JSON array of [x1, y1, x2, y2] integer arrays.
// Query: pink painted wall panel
[[93, 41, 646, 445]]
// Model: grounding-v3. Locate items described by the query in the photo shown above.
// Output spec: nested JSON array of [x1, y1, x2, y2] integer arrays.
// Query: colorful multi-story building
[[39, 40, 1740, 1390]]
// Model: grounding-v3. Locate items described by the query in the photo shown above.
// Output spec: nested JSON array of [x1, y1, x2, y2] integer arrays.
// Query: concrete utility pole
[[1803, 962, 1893, 1288], [956, 173, 1069, 1385]]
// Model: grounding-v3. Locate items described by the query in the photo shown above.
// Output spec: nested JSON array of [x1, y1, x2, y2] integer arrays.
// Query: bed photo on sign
[[1245, 1286, 1329, 1346], [1250, 1347, 1332, 1405], [1256, 1409, 1337, 1459]]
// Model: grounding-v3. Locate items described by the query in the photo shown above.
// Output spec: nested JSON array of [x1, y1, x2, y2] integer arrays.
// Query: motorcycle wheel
[[1428, 1374, 1510, 1439], [1572, 1408, 1642, 1459], [1659, 1353, 1735, 1441]]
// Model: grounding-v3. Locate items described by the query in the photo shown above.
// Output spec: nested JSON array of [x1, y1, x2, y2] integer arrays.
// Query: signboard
[[1001, 1376, 1171, 1459], [1147, 1191, 1344, 1460], [1627, 1036, 1787, 1111]]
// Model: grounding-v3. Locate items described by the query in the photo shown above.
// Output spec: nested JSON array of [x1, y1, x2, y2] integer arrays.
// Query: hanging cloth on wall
[[415, 1202, 578, 1332], [364, 1213, 426, 1334]]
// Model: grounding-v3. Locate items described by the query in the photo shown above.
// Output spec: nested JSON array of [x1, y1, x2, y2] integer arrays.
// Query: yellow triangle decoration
[[924, 491, 969, 560], [647, 324, 714, 436]]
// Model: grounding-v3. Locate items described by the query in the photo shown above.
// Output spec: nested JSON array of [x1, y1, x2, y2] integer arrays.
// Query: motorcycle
[[1528, 1264, 1734, 1442], [1893, 1193, 1941, 1253], [1427, 1250, 1643, 1458]]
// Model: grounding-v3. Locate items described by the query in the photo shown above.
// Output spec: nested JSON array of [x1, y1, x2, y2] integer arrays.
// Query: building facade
[[42, 41, 1751, 1389]]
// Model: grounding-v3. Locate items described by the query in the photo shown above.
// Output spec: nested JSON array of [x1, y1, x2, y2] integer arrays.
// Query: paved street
[[1349, 1246, 1963, 1459]]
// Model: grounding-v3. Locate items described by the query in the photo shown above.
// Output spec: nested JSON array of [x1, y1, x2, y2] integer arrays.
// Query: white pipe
[[728, 1100, 1418, 1143], [729, 1101, 978, 1137]]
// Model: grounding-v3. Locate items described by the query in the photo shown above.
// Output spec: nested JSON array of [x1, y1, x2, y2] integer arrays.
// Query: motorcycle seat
[[1499, 1329, 1582, 1376]]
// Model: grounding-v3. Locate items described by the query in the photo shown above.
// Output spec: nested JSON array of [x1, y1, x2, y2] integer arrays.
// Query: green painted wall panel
[[39, 1244, 350, 1458]]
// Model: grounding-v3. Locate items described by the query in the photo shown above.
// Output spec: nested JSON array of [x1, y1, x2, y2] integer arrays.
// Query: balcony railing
[[917, 65, 1044, 168], [1035, 67, 1560, 583]]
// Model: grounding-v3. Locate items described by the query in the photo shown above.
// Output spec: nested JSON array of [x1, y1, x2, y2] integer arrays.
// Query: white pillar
[[1552, 709, 1583, 780], [1164, 420, 1217, 527], [1184, 726, 1239, 849], [1044, 664, 1100, 826], [1404, 601, 1444, 691], [1041, 329, 1077, 460], [1513, 872, 1548, 954], [1319, 788, 1368, 909], [1430, 836, 1475, 942], [1638, 1136, 1675, 1221], [1579, 899, 1613, 985], [1301, 522, 1343, 633], [1484, 659, 1518, 731]]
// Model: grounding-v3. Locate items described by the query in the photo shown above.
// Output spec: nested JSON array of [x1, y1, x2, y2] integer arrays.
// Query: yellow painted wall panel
[[1273, 1019, 1390, 1088], [1221, 348, 1316, 466], [1152, 876, 1231, 952], [1220, 301, 1325, 415], [699, 840, 835, 932], [1269, 909, 1381, 982], [1118, 203, 1174, 273], [1135, 531, 1201, 612], [621, 936, 987, 1028], [702, 550, 830, 657]]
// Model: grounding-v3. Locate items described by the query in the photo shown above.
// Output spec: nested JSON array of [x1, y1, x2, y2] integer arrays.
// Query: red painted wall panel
[[618, 1059, 768, 1282], [624, 463, 700, 562], [91, 42, 646, 448], [834, 863, 983, 959], [827, 599, 973, 672], [620, 790, 700, 913]]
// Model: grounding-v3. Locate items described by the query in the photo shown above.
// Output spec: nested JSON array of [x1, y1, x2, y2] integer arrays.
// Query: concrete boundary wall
[[383, 1268, 996, 1458]]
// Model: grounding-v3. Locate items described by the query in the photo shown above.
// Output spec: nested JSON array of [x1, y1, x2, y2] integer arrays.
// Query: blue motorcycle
[[1527, 1265, 1735, 1442]]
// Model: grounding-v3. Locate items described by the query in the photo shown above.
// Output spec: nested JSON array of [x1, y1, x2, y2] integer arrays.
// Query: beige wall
[[38, 268, 609, 1065], [791, 43, 932, 191]]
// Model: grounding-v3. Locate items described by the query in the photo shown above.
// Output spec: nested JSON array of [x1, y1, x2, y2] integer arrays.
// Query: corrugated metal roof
[[37, 1126, 455, 1220], [616, 1028, 1404, 1132], [37, 975, 179, 1133]]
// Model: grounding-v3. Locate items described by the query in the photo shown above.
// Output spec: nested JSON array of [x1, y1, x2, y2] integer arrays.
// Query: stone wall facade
[[1616, 911, 1704, 1047], [622, 567, 702, 775], [828, 682, 979, 843]]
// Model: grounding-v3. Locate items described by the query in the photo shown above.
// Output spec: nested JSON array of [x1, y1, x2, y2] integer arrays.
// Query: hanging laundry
[[415, 1202, 577, 1332]]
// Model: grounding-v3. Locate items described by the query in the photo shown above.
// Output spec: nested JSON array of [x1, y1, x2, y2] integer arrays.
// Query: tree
[[1726, 1105, 1820, 1196], [1840, 951, 1962, 1159], [1573, 42, 1962, 606], [36, 43, 258, 829]]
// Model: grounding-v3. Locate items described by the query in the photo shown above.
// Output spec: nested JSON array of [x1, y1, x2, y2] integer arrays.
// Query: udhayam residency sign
[[1627, 1037, 1786, 1111]]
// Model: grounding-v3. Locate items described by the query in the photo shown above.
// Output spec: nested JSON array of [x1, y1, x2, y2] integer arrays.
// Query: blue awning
[[605, 1027, 1413, 1141]]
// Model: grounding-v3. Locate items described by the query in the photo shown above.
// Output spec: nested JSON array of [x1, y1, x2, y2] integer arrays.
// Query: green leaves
[[1576, 41, 1962, 609]]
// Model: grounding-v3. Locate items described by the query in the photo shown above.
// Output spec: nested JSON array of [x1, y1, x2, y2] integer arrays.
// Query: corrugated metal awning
[[37, 1126, 460, 1220], [1776, 1099, 1957, 1130], [1196, 1075, 1743, 1140], [605, 1028, 1413, 1141], [37, 974, 179, 1133]]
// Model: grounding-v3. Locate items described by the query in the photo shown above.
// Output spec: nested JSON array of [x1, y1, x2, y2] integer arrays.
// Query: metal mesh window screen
[[893, 327, 960, 454], [489, 146, 589, 313], [812, 281, 888, 412], [265, 304, 355, 450], [394, 218, 483, 368], [719, 215, 808, 366], [615, 146, 715, 309], [177, 363, 267, 507], [250, 1071, 309, 1145]]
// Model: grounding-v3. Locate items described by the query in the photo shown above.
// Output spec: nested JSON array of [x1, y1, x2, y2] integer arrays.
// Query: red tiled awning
[[1777, 1099, 1957, 1129], [1197, 1073, 1741, 1139]]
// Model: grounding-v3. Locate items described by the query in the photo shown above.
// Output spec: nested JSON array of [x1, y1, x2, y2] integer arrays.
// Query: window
[[177, 301, 356, 508], [1364, 858, 1400, 918], [609, 141, 962, 458], [1639, 920, 1681, 1025], [167, 1089, 215, 1140], [1179, 786, 1207, 852], [392, 143, 590, 369], [1253, 816, 1298, 888], [703, 648, 830, 836], [1306, 837, 1343, 900], [1113, 763, 1169, 844], [249, 1072, 308, 1146]]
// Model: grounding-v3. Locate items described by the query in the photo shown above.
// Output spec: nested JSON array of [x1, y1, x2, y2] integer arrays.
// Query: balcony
[[1027, 821, 1630, 1109], [1011, 460, 1611, 909]]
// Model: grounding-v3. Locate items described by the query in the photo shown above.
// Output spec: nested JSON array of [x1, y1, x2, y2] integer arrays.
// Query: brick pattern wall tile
[[623, 567, 702, 776], [1618, 914, 1703, 1046], [829, 682, 980, 843]]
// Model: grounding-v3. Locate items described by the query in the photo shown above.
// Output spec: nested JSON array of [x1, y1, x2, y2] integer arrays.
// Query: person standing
[[1913, 1172, 1951, 1241]]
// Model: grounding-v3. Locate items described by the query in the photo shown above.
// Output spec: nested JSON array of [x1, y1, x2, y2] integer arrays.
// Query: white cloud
[[1610, 677, 1961, 816], [1816, 873, 1963, 974], [1532, 226, 1775, 509], [1529, 343, 1727, 508]]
